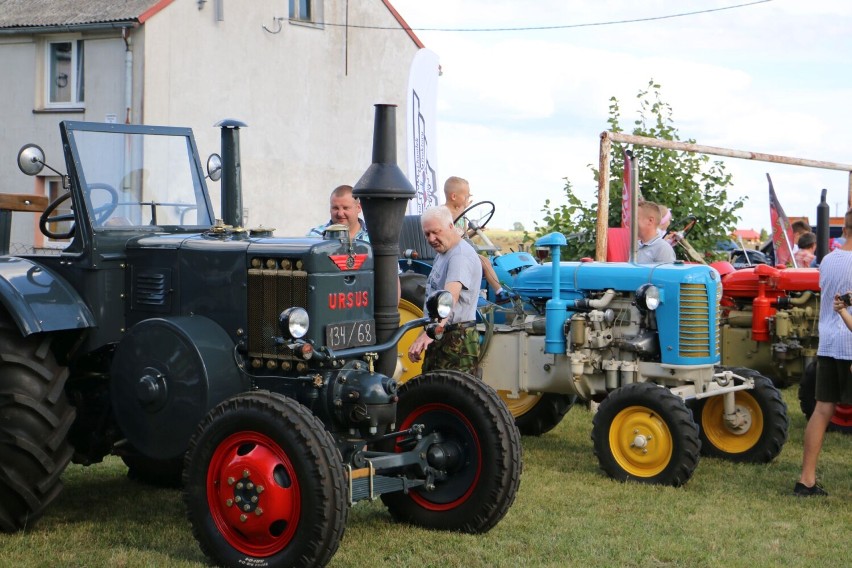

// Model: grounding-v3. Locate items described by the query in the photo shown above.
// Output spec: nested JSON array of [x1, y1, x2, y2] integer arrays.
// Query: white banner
[[406, 48, 440, 214]]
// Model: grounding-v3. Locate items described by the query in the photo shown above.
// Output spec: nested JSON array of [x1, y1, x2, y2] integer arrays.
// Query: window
[[288, 0, 323, 27], [46, 39, 84, 107]]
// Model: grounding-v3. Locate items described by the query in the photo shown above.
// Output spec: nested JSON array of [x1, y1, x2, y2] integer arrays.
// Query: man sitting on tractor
[[636, 200, 676, 264]]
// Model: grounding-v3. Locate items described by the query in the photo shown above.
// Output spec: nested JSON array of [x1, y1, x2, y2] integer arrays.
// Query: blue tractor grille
[[679, 283, 713, 358]]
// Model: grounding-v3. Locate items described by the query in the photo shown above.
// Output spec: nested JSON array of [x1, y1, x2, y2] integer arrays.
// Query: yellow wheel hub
[[701, 392, 763, 454], [609, 406, 673, 477]]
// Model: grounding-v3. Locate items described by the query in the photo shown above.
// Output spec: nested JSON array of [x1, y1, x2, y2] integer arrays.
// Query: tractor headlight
[[279, 307, 309, 339], [426, 290, 453, 319], [636, 284, 660, 311]]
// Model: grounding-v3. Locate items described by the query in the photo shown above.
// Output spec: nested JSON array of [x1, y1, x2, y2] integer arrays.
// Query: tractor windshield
[[64, 122, 214, 230]]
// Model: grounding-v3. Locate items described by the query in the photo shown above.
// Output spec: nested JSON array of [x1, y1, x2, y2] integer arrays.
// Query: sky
[[390, 0, 852, 234]]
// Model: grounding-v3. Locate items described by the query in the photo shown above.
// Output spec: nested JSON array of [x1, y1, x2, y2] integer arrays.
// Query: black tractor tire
[[512, 392, 576, 436], [0, 330, 75, 532], [400, 271, 427, 307], [381, 370, 522, 533], [592, 382, 700, 487], [799, 361, 852, 434], [122, 452, 184, 488], [695, 368, 789, 462], [183, 391, 347, 568], [798, 361, 817, 420]]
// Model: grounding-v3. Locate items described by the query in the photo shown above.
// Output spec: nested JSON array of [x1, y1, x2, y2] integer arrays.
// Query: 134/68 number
[[325, 319, 375, 350]]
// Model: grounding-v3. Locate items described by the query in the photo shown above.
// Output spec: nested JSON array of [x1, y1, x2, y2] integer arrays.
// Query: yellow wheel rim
[[498, 391, 543, 419], [701, 391, 763, 454], [397, 298, 424, 384], [609, 406, 673, 477]]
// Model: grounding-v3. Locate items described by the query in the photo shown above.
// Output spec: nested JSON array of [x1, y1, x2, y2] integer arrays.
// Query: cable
[[315, 0, 774, 33]]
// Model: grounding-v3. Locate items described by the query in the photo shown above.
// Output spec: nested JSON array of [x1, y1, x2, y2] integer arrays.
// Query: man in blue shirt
[[307, 185, 368, 242], [794, 209, 852, 497]]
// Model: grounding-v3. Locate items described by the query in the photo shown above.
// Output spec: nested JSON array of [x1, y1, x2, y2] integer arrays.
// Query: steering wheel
[[39, 183, 119, 239], [454, 200, 495, 234], [454, 200, 498, 254]]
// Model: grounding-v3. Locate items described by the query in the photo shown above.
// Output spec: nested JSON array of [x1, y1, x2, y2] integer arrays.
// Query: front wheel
[[381, 370, 521, 533], [592, 382, 700, 487], [183, 391, 347, 568], [694, 369, 789, 462]]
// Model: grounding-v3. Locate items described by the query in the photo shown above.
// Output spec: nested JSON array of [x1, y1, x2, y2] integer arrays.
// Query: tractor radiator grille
[[247, 262, 307, 363], [679, 283, 712, 358]]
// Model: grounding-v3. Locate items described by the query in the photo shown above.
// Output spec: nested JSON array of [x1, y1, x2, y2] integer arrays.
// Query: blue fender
[[0, 257, 95, 335]]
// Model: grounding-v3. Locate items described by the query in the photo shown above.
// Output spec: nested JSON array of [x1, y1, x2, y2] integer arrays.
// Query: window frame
[[44, 37, 85, 109], [288, 0, 324, 29]]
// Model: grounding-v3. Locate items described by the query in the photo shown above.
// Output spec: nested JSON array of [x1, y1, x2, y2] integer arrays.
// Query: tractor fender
[[0, 256, 95, 335]]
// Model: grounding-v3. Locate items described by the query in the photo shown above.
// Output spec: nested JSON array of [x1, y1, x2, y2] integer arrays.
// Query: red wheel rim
[[398, 403, 482, 511], [207, 431, 301, 557], [831, 404, 852, 428]]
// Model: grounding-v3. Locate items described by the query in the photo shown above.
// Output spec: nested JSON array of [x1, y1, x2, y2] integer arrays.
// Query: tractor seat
[[399, 215, 435, 262]]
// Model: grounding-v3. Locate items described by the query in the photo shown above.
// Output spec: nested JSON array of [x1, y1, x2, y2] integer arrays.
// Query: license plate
[[325, 319, 375, 350]]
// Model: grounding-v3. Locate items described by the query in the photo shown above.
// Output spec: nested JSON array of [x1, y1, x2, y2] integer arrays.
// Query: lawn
[[1, 388, 849, 567]]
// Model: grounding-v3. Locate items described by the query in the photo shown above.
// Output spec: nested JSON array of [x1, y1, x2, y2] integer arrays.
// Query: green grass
[[2, 388, 850, 567]]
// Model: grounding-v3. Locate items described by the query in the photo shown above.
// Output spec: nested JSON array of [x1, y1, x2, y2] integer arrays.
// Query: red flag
[[622, 150, 633, 230], [767, 173, 794, 266]]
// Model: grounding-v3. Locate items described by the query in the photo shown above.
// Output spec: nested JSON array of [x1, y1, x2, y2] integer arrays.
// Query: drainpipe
[[122, 27, 133, 191]]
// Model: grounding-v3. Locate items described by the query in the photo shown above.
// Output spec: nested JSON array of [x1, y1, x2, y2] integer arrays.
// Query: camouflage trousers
[[423, 326, 480, 376]]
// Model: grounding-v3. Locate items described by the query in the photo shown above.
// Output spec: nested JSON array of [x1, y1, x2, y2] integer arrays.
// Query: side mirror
[[206, 153, 222, 181], [17, 144, 46, 176]]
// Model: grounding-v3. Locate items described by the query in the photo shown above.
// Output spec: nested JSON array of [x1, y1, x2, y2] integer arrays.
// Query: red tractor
[[712, 260, 852, 432]]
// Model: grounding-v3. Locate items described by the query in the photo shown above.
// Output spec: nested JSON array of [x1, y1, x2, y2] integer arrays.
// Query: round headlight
[[426, 290, 453, 319], [279, 307, 309, 339], [636, 284, 660, 311]]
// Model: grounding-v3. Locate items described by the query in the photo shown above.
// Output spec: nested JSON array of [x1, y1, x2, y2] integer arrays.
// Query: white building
[[0, 0, 423, 248]]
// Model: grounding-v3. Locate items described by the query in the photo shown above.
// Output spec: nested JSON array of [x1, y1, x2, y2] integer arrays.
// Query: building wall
[[141, 0, 419, 234], [0, 31, 135, 247]]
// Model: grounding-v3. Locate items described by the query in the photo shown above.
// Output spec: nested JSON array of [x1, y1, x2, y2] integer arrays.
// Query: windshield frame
[[61, 121, 215, 234]]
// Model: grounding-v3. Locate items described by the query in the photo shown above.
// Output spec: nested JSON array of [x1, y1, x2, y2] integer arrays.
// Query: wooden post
[[596, 132, 611, 262]]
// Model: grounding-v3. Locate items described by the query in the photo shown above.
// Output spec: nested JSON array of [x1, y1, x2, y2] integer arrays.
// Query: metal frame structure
[[595, 131, 852, 261]]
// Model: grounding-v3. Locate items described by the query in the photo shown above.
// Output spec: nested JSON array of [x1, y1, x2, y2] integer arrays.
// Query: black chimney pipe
[[353, 104, 415, 378], [816, 188, 830, 263], [215, 119, 247, 227]]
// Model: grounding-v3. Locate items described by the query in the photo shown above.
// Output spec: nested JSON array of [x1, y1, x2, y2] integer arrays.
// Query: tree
[[512, 221, 524, 232], [528, 81, 744, 260]]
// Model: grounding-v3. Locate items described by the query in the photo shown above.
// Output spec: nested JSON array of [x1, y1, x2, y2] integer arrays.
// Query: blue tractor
[[399, 204, 789, 486]]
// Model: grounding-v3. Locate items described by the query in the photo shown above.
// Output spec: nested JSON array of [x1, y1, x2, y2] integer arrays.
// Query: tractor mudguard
[[0, 256, 95, 335]]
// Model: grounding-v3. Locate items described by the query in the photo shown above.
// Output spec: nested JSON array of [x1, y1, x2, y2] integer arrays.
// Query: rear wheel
[[122, 451, 184, 487], [592, 382, 700, 487], [0, 330, 74, 532], [381, 370, 521, 533], [694, 369, 788, 462], [799, 361, 852, 433], [509, 392, 575, 436], [183, 391, 347, 568]]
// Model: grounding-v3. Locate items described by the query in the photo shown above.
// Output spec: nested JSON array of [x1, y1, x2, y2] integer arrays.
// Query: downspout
[[122, 27, 133, 125], [122, 27, 133, 191]]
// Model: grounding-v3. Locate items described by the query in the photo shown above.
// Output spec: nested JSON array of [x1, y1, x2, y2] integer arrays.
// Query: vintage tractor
[[0, 106, 521, 568], [711, 261, 852, 432], [399, 202, 790, 486]]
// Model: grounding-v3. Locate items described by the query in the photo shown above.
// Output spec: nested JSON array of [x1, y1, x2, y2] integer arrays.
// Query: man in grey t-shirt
[[408, 206, 482, 374]]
